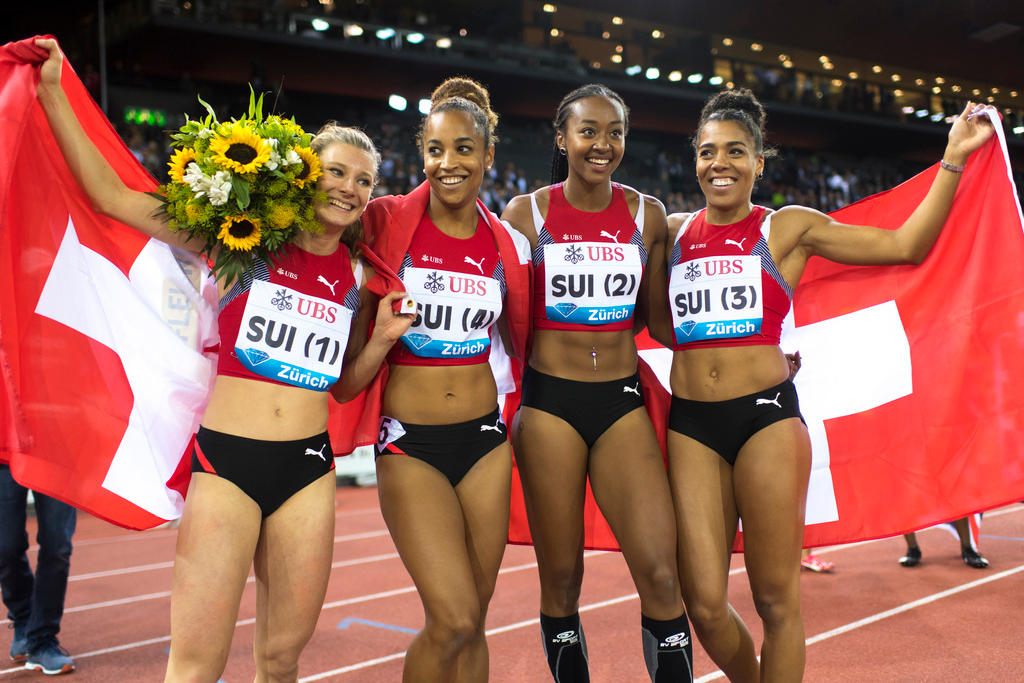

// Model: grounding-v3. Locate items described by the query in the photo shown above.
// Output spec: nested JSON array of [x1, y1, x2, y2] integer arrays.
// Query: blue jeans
[[0, 465, 76, 649]]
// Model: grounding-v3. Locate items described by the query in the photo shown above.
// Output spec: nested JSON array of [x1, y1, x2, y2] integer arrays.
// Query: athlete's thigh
[[170, 473, 262, 649], [732, 418, 811, 596], [588, 408, 677, 567], [511, 406, 590, 570], [455, 442, 513, 602], [666, 430, 738, 605], [376, 453, 479, 614], [253, 471, 337, 640]]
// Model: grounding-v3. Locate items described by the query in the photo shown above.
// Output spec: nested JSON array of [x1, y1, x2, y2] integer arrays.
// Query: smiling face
[[422, 109, 494, 211], [557, 95, 625, 185], [695, 119, 765, 216], [313, 142, 376, 233]]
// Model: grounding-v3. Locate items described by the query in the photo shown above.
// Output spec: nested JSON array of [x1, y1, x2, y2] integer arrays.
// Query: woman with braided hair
[[651, 87, 994, 681], [502, 84, 692, 682], [361, 77, 532, 681]]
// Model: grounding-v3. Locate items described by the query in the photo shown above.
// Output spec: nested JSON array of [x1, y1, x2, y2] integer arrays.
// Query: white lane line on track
[[0, 548, 594, 673], [0, 554, 404, 625], [693, 563, 1024, 682], [6, 507, 1018, 676]]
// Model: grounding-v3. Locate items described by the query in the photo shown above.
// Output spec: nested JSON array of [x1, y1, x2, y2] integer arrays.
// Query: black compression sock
[[539, 612, 590, 682], [641, 614, 693, 682]]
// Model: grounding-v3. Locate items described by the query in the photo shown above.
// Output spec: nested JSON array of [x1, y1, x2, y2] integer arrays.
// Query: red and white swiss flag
[[1, 37, 218, 529]]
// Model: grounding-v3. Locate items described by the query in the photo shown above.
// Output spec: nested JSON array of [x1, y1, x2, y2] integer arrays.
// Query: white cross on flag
[[1, 37, 218, 529]]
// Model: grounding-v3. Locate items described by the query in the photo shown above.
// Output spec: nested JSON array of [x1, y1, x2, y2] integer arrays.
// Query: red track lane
[[2, 488, 1022, 682]]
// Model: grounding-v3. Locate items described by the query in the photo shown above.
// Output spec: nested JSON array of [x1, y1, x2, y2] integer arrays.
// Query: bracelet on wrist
[[940, 159, 965, 173]]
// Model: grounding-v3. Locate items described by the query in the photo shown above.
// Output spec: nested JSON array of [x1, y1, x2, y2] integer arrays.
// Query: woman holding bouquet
[[34, 38, 412, 682]]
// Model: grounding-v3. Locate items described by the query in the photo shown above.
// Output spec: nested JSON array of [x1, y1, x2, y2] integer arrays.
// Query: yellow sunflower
[[217, 215, 262, 251], [167, 148, 197, 184], [290, 146, 322, 188], [209, 125, 271, 175]]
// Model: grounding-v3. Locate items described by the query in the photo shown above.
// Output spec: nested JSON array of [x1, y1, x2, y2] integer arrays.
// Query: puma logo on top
[[479, 418, 504, 433], [623, 383, 641, 396], [317, 275, 339, 296], [600, 229, 621, 243], [755, 392, 782, 408], [464, 255, 485, 274], [305, 444, 328, 461], [724, 238, 747, 250]]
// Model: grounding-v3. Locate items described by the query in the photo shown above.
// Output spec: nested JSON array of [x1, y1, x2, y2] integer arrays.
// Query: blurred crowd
[[119, 109, 1022, 218]]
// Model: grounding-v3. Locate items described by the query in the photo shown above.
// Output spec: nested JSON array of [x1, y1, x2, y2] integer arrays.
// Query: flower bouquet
[[156, 88, 324, 282]]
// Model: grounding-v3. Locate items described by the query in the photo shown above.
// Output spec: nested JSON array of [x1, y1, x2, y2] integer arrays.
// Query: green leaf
[[231, 175, 251, 210], [196, 93, 217, 122]]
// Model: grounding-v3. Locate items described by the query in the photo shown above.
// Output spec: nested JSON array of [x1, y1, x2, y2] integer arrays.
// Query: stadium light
[[625, 65, 642, 76], [406, 32, 424, 44], [376, 27, 396, 40], [388, 94, 407, 111], [610, 54, 622, 63], [1013, 125, 1024, 135], [311, 19, 330, 32], [709, 76, 723, 86], [668, 71, 682, 82], [930, 113, 945, 122], [915, 109, 928, 118], [436, 37, 452, 48], [418, 99, 431, 115], [687, 73, 703, 84], [543, 3, 557, 12], [901, 106, 915, 114], [645, 67, 660, 80], [344, 24, 364, 37]]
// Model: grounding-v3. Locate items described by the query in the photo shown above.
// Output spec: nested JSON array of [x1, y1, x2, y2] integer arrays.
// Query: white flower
[[265, 148, 282, 171], [198, 128, 213, 139], [283, 149, 302, 167], [182, 162, 206, 193], [206, 171, 233, 206]]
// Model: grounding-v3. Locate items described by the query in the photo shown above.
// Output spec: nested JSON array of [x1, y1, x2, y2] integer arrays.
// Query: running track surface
[[2, 488, 1022, 682]]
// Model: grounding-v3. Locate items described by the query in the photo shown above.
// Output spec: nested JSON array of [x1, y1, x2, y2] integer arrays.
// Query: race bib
[[543, 242, 642, 325], [234, 279, 353, 390], [670, 255, 763, 343], [399, 267, 502, 359]]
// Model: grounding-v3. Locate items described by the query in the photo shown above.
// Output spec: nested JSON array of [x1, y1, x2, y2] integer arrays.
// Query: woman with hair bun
[[652, 87, 994, 681], [502, 84, 692, 682], [361, 77, 532, 681]]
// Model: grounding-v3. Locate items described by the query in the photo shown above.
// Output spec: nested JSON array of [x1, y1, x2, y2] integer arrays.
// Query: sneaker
[[800, 553, 834, 572], [24, 640, 74, 676], [8, 624, 27, 663], [962, 547, 989, 569], [899, 546, 922, 567]]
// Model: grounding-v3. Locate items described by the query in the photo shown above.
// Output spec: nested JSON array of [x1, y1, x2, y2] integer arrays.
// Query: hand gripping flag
[[0, 37, 217, 529]]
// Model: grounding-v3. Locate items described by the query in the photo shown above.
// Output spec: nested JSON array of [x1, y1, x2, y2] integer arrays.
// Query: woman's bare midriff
[[670, 344, 791, 401], [529, 328, 638, 381], [200, 375, 330, 440], [383, 363, 498, 424]]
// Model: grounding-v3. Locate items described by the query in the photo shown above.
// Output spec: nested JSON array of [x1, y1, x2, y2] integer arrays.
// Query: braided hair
[[550, 84, 629, 185]]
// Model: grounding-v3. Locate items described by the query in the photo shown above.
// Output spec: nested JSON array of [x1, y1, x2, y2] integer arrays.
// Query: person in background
[[900, 517, 988, 568], [0, 468, 76, 675]]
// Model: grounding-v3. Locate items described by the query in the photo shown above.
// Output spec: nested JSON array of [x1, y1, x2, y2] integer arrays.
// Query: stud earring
[[558, 147, 567, 155]]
